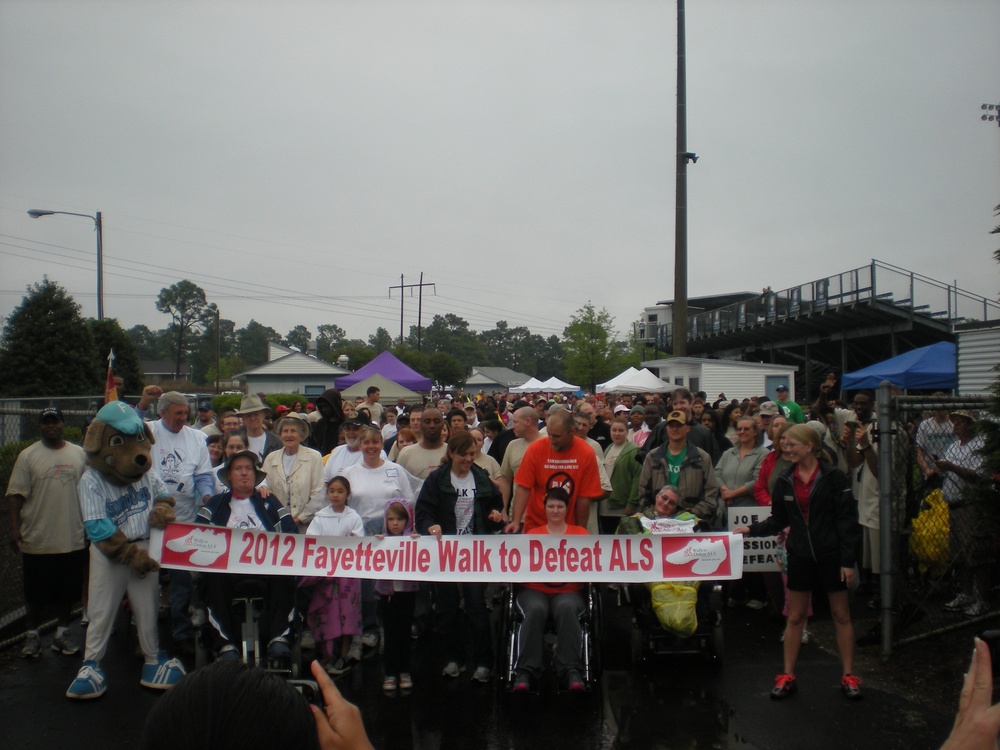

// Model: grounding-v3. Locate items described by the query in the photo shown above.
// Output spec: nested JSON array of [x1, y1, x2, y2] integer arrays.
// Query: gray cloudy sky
[[2, 0, 998, 347]]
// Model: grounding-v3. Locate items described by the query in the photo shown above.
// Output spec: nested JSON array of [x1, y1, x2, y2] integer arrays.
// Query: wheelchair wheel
[[583, 585, 603, 684], [495, 585, 517, 686]]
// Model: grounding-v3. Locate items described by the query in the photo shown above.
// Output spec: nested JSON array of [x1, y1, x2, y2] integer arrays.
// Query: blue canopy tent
[[841, 342, 956, 390]]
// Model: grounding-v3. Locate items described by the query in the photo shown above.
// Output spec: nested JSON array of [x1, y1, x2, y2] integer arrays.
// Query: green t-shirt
[[779, 400, 805, 424], [665, 447, 687, 486]]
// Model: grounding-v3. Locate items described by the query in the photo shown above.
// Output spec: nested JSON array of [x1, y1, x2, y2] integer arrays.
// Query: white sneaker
[[190, 607, 207, 628], [944, 593, 974, 611], [346, 641, 363, 662], [964, 599, 989, 618], [801, 630, 811, 644], [361, 631, 379, 649], [299, 628, 316, 650], [472, 666, 491, 683], [442, 661, 465, 678], [746, 599, 767, 610]]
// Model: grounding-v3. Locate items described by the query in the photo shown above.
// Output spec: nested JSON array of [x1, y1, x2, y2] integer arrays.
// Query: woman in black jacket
[[735, 424, 863, 701], [415, 431, 503, 682]]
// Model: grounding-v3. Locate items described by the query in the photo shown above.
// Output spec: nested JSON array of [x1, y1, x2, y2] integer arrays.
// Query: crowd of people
[[6, 376, 993, 738]]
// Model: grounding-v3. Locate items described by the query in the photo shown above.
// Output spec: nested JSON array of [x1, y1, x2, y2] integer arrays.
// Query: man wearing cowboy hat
[[235, 393, 281, 461]]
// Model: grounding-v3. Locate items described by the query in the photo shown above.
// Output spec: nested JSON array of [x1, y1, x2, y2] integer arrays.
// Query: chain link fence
[[881, 391, 997, 651]]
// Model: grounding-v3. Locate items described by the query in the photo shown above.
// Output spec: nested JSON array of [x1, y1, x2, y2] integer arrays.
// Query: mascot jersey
[[79, 468, 170, 542]]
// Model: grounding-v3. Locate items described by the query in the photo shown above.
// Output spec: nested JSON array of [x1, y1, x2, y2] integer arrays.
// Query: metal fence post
[[878, 380, 894, 657]]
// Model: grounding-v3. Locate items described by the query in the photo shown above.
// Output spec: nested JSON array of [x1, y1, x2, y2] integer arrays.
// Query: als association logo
[[545, 471, 575, 499], [162, 525, 230, 569], [664, 538, 730, 576]]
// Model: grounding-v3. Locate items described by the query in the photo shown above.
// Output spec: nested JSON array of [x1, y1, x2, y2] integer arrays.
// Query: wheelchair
[[194, 573, 301, 676], [495, 582, 602, 692], [622, 579, 724, 666]]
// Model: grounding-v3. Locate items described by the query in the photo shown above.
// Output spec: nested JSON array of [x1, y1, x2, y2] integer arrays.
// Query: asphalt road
[[0, 591, 956, 750]]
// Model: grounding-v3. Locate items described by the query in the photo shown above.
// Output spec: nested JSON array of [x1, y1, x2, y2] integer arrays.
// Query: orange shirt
[[514, 436, 603, 532]]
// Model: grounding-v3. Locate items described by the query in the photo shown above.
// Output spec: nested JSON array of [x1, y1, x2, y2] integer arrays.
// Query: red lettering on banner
[[528, 538, 602, 573], [153, 523, 740, 583], [280, 536, 295, 566], [238, 532, 254, 565], [609, 537, 654, 572], [439, 540, 458, 572]]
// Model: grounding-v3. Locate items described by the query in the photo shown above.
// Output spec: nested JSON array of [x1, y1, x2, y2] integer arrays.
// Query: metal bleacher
[[648, 259, 1000, 394]]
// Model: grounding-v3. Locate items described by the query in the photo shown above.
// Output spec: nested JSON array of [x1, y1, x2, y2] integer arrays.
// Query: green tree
[[428, 352, 465, 389], [562, 302, 621, 391], [156, 280, 209, 379], [285, 325, 312, 352], [333, 342, 376, 372], [391, 345, 431, 381], [413, 314, 486, 372], [126, 324, 172, 360], [479, 320, 545, 373], [190, 317, 236, 387], [369, 327, 394, 353], [88, 318, 145, 393], [235, 320, 283, 367], [535, 335, 565, 380], [316, 324, 347, 360], [0, 278, 99, 396]]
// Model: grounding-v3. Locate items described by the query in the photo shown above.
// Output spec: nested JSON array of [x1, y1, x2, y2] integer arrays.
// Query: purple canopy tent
[[334, 350, 433, 392]]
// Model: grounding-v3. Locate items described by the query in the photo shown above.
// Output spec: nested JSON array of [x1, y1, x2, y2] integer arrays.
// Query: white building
[[641, 357, 799, 403]]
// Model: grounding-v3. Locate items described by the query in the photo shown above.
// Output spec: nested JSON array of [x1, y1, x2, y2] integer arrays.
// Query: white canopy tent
[[539, 376, 580, 393], [509, 376, 547, 393], [602, 368, 672, 394], [596, 366, 638, 393]]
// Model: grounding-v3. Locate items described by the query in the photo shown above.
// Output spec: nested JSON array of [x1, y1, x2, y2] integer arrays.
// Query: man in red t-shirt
[[505, 409, 603, 533]]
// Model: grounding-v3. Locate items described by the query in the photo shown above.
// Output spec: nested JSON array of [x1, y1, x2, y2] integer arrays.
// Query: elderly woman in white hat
[[261, 413, 325, 533]]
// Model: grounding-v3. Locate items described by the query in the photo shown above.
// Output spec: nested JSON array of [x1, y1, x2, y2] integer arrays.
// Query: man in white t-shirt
[[915, 394, 955, 481], [147, 391, 215, 652], [6, 407, 88, 659], [498, 406, 543, 518], [396, 408, 447, 484], [362, 386, 383, 424]]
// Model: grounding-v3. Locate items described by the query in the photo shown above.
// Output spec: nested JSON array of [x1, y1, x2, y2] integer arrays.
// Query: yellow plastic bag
[[646, 580, 701, 637], [909, 489, 950, 577]]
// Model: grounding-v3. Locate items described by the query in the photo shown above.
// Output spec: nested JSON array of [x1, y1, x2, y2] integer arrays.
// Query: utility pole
[[673, 0, 696, 357], [389, 274, 436, 348]]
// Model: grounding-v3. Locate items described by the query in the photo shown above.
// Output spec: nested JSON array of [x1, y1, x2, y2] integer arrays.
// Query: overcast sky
[[2, 0, 998, 347]]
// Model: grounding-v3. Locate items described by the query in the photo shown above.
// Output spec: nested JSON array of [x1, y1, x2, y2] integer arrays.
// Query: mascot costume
[[66, 401, 186, 699]]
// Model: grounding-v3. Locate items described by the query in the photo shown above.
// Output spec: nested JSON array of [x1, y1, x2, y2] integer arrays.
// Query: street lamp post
[[27, 209, 104, 320]]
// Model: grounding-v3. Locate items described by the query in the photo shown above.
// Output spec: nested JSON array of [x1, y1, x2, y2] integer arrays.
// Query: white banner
[[727, 507, 782, 572], [151, 523, 745, 584]]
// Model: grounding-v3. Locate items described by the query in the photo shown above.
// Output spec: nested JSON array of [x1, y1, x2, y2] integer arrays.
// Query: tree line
[[0, 278, 640, 396]]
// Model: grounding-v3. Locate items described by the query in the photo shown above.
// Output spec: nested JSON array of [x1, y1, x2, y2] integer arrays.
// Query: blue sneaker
[[66, 661, 107, 700], [140, 652, 186, 690]]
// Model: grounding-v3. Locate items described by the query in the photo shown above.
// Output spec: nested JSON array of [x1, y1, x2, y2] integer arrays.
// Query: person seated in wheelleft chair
[[512, 487, 587, 693], [198, 450, 298, 663]]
